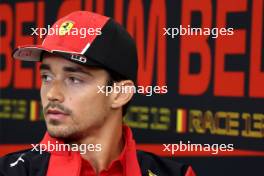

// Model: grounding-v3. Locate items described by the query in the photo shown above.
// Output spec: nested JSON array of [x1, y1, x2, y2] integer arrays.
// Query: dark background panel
[[0, 0, 263, 176]]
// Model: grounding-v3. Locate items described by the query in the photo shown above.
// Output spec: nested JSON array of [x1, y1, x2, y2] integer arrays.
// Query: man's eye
[[68, 77, 82, 84], [41, 74, 52, 82]]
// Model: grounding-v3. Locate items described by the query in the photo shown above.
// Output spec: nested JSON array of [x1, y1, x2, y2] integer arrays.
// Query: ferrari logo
[[148, 169, 157, 176], [59, 21, 74, 35]]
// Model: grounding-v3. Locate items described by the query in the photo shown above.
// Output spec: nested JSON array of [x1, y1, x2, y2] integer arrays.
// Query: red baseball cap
[[13, 11, 138, 83]]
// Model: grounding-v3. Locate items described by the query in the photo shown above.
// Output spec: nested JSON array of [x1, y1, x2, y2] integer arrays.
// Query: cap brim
[[13, 45, 50, 61], [13, 45, 101, 67]]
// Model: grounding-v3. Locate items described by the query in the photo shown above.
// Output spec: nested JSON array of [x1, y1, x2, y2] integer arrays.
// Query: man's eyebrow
[[39, 64, 50, 71], [39, 64, 93, 76], [63, 66, 93, 76]]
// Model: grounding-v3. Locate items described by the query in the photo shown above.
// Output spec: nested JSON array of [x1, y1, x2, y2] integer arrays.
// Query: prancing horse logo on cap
[[59, 21, 74, 35]]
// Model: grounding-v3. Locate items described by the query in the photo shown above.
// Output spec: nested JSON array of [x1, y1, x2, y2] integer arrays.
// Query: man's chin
[[46, 125, 73, 139]]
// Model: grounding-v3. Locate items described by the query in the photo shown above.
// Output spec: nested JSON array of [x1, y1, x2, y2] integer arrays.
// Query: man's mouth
[[46, 109, 69, 121]]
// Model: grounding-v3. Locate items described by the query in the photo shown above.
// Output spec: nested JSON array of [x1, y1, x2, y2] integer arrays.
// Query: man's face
[[40, 54, 111, 140]]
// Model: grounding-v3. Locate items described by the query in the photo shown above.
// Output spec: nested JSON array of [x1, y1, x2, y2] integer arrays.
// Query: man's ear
[[110, 80, 135, 109]]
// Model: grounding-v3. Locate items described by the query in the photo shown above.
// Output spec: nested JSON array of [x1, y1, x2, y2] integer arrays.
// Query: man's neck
[[73, 116, 124, 174]]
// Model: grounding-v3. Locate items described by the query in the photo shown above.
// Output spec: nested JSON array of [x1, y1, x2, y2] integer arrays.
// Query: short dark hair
[[106, 69, 131, 116]]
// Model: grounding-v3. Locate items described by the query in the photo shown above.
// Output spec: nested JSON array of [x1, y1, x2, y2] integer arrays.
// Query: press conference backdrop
[[0, 0, 263, 175]]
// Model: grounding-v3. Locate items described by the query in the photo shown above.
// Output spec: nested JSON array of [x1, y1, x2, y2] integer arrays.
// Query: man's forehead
[[41, 52, 90, 70], [40, 53, 106, 77], [42, 53, 77, 66]]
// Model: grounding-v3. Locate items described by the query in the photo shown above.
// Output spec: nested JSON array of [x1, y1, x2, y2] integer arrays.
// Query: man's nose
[[47, 81, 64, 103]]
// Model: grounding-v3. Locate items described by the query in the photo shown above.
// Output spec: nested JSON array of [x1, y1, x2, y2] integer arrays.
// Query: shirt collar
[[40, 125, 142, 176]]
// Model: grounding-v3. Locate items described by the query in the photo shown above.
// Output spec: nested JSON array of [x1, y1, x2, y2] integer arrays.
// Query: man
[[0, 11, 196, 176]]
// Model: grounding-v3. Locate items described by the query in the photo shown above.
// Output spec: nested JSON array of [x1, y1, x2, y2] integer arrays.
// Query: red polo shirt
[[79, 126, 135, 176], [40, 125, 142, 176]]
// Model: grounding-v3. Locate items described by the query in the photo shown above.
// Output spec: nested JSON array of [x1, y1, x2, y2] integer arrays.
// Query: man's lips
[[47, 109, 67, 114], [46, 109, 69, 120]]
